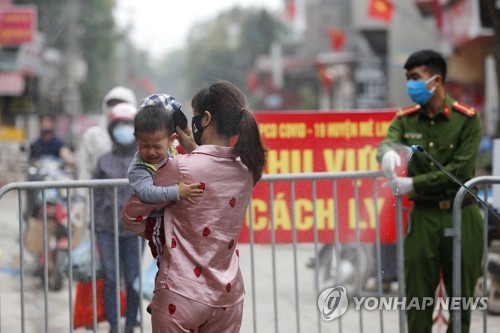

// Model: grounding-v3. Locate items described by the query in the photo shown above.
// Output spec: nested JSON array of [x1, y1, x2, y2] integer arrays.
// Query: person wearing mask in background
[[121, 80, 267, 332], [29, 113, 75, 167], [78, 86, 137, 181], [93, 103, 142, 333], [377, 49, 482, 333]]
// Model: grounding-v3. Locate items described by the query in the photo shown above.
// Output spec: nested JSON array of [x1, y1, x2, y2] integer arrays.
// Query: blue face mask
[[406, 74, 437, 105], [112, 124, 135, 145]]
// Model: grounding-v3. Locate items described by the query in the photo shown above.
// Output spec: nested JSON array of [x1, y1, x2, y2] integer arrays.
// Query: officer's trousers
[[404, 203, 483, 333]]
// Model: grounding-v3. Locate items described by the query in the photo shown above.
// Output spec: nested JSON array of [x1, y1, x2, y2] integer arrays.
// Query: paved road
[[1, 190, 499, 332]]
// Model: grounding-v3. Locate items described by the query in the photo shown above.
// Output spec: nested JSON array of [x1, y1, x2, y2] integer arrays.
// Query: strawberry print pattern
[[171, 237, 177, 248], [168, 304, 176, 315], [229, 197, 236, 207], [194, 267, 202, 278], [202, 227, 211, 236]]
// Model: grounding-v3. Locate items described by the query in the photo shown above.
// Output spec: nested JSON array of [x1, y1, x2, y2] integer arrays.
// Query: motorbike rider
[[25, 114, 80, 287], [27, 113, 76, 218], [29, 113, 76, 168]]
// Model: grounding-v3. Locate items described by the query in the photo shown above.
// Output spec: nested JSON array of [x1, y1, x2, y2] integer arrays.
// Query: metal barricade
[[450, 176, 500, 333], [247, 171, 407, 333], [0, 179, 140, 333], [2, 174, 496, 332], [1, 173, 408, 333]]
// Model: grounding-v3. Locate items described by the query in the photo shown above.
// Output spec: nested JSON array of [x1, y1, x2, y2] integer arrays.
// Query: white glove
[[381, 150, 401, 179], [384, 177, 414, 195]]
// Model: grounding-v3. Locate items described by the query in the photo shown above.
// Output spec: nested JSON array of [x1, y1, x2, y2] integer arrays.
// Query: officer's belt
[[413, 197, 477, 210]]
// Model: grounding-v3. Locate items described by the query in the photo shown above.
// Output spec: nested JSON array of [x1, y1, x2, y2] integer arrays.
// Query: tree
[[183, 7, 287, 98], [13, 0, 120, 113], [151, 49, 190, 103], [79, 0, 121, 112]]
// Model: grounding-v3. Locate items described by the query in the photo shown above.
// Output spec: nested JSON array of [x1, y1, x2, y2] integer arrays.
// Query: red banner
[[0, 6, 36, 45], [0, 71, 25, 95], [239, 110, 409, 244]]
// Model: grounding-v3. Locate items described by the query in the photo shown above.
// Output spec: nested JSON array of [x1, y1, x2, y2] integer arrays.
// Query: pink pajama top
[[121, 145, 254, 307]]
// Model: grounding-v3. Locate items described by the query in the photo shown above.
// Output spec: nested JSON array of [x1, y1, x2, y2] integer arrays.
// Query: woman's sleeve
[[120, 193, 164, 237], [121, 156, 182, 237]]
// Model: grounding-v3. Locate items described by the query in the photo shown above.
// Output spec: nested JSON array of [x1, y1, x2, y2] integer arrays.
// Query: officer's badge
[[404, 132, 423, 140]]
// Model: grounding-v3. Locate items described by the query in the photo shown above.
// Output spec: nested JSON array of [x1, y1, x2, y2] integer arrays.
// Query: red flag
[[285, 1, 296, 20], [316, 63, 333, 89], [246, 71, 260, 93], [367, 0, 394, 23], [327, 27, 346, 51], [433, 0, 443, 31], [140, 76, 156, 94]]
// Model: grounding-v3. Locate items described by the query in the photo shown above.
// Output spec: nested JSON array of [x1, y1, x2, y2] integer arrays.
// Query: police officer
[[377, 49, 483, 333]]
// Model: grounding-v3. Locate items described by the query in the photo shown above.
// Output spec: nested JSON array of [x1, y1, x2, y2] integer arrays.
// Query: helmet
[[107, 103, 137, 123], [102, 86, 137, 115]]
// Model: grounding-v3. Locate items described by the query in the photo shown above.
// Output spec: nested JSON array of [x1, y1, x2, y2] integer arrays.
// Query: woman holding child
[[121, 80, 267, 332]]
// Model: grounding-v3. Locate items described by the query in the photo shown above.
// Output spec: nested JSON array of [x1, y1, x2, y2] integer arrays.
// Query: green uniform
[[377, 95, 483, 333]]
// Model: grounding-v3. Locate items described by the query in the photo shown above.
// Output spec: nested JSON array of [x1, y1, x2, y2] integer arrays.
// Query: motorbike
[[24, 156, 85, 291], [314, 242, 374, 297]]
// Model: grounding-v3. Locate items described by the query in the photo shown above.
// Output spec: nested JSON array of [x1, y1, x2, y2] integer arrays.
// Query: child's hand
[[178, 176, 204, 204]]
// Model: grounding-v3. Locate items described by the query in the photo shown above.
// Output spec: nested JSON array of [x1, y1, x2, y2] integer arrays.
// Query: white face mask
[[112, 124, 135, 145]]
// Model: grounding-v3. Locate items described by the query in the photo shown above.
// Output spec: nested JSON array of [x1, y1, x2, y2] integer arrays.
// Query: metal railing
[[450, 176, 500, 333], [0, 179, 132, 333], [0, 174, 497, 332], [248, 171, 407, 333]]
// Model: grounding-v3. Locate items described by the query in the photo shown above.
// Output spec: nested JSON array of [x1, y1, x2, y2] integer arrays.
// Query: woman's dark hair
[[404, 49, 447, 82], [191, 80, 267, 185], [134, 104, 175, 137]]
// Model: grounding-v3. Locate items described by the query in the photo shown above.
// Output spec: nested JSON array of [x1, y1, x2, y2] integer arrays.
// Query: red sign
[[0, 6, 36, 45], [239, 110, 409, 244], [0, 71, 25, 95]]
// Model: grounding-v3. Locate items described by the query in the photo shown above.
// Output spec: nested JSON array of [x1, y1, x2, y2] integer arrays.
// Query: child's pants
[[151, 288, 243, 332]]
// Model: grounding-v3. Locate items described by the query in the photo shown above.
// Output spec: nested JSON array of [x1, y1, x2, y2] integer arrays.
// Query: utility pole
[[63, 0, 84, 148]]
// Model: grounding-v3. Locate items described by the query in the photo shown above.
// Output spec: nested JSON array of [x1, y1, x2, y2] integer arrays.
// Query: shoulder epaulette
[[452, 101, 476, 117], [395, 104, 421, 118]]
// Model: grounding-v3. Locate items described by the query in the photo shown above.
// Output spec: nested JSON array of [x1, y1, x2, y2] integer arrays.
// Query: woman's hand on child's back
[[178, 175, 204, 204]]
